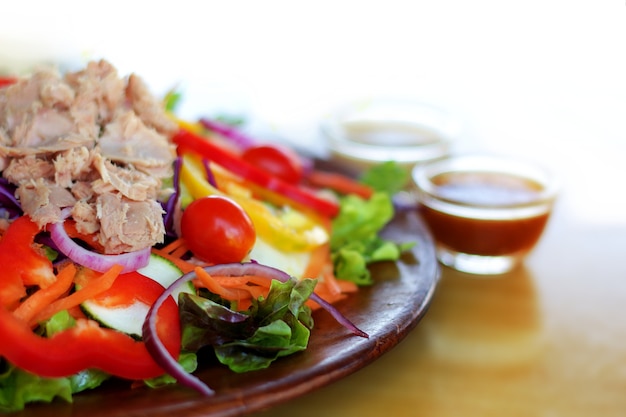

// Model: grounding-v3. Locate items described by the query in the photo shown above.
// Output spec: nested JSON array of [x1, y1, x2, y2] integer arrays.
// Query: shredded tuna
[[92, 153, 160, 201], [98, 110, 176, 178], [96, 192, 165, 254], [53, 146, 94, 188], [0, 60, 176, 253], [4, 155, 55, 184], [71, 200, 99, 235], [16, 179, 77, 226]]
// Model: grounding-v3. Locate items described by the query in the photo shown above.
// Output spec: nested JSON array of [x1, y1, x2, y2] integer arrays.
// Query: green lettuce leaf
[[331, 192, 411, 285], [179, 278, 316, 373], [45, 309, 76, 335], [330, 161, 414, 285], [359, 160, 410, 195], [0, 365, 73, 413], [144, 352, 198, 389], [163, 89, 182, 113]]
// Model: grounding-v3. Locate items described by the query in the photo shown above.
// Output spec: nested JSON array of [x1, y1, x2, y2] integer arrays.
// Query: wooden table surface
[[2, 4, 623, 416], [253, 141, 626, 417]]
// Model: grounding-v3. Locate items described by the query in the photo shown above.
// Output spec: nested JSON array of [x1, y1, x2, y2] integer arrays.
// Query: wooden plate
[[22, 209, 439, 417]]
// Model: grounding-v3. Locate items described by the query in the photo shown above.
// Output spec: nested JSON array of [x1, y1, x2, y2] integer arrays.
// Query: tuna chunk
[[96, 192, 165, 254], [64, 59, 126, 127], [53, 146, 94, 187], [71, 200, 99, 235], [70, 181, 95, 201], [0, 67, 93, 156], [0, 67, 60, 132], [0, 60, 176, 253], [99, 110, 176, 178], [126, 74, 178, 135], [3, 155, 55, 184], [16, 179, 77, 227], [92, 153, 160, 201], [12, 108, 76, 149]]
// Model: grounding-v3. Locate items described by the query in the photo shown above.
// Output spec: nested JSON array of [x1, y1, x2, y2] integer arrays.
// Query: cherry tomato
[[241, 144, 303, 184], [181, 195, 256, 264]]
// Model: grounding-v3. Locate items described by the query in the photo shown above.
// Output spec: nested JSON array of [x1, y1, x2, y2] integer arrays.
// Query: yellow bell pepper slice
[[179, 154, 328, 252]]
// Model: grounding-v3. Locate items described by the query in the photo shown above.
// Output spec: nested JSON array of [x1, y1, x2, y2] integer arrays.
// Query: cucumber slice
[[137, 253, 195, 302], [81, 253, 194, 338], [81, 299, 149, 339]]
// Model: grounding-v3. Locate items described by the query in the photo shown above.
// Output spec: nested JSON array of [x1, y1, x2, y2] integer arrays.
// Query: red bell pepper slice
[[0, 305, 178, 380], [91, 270, 176, 309], [0, 216, 56, 310], [0, 268, 181, 380], [173, 129, 340, 218], [305, 170, 374, 199], [0, 76, 17, 88]]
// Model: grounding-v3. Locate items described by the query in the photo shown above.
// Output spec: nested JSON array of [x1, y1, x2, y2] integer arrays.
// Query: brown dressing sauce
[[421, 172, 551, 256]]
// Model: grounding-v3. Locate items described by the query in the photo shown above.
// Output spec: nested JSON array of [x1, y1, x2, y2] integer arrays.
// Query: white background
[[2, 0, 625, 223]]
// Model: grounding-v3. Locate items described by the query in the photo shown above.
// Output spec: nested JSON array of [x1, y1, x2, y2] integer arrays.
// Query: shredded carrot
[[63, 220, 106, 253], [151, 248, 197, 274], [236, 298, 253, 312], [306, 279, 351, 311], [299, 242, 356, 308], [194, 267, 253, 302], [30, 264, 123, 326], [192, 270, 276, 311], [337, 279, 358, 293], [320, 270, 343, 297], [307, 267, 359, 311], [302, 243, 331, 279], [243, 285, 269, 300], [151, 240, 198, 274], [159, 238, 188, 254], [200, 275, 272, 288], [12, 263, 76, 324], [171, 243, 190, 259], [67, 305, 88, 320], [158, 236, 359, 314], [198, 275, 274, 296]]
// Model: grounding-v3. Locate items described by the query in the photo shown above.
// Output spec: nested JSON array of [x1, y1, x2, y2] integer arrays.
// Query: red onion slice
[[199, 117, 256, 150], [142, 273, 215, 396], [308, 293, 368, 338], [49, 221, 151, 273], [143, 262, 368, 396]]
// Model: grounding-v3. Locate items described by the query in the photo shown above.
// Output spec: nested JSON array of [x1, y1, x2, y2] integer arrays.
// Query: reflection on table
[[254, 189, 626, 416]]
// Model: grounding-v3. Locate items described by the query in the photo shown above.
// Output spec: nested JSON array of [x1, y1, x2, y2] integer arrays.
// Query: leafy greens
[[178, 278, 316, 373], [330, 161, 413, 285]]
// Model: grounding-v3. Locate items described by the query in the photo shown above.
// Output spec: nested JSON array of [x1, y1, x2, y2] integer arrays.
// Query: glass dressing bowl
[[321, 98, 459, 174]]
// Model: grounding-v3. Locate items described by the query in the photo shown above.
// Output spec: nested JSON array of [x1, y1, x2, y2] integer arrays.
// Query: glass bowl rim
[[412, 153, 560, 210]]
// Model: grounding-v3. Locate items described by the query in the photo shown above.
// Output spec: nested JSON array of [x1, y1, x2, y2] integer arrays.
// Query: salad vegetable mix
[[0, 61, 411, 411]]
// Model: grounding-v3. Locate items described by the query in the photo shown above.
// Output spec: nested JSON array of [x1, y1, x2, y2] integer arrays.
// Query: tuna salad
[[0, 60, 177, 254]]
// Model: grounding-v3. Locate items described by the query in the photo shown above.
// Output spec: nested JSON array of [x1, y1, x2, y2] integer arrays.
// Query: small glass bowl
[[412, 154, 559, 275], [320, 98, 458, 174]]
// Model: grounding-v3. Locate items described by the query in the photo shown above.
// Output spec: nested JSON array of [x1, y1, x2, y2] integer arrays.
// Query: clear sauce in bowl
[[343, 120, 443, 147], [322, 99, 456, 174]]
